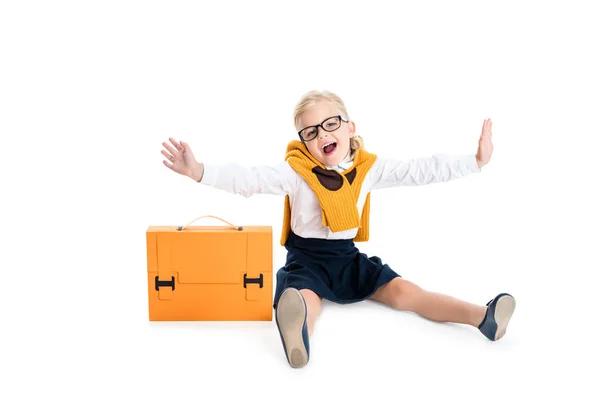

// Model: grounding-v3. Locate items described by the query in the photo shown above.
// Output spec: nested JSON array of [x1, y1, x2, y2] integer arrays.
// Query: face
[[297, 100, 356, 166]]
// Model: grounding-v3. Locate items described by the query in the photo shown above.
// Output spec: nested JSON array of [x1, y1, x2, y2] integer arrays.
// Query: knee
[[391, 278, 423, 310]]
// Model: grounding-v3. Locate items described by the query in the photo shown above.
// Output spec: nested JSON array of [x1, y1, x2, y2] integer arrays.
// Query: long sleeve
[[369, 154, 481, 190], [199, 160, 298, 197]]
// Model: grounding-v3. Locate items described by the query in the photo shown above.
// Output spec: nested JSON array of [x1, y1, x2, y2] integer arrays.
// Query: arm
[[197, 160, 298, 197], [161, 137, 297, 197], [369, 154, 481, 190], [370, 118, 494, 190]]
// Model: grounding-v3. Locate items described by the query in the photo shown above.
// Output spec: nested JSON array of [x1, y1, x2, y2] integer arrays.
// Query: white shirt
[[200, 152, 481, 239]]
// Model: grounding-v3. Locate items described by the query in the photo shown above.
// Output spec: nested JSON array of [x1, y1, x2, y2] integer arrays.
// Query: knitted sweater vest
[[280, 140, 377, 246]]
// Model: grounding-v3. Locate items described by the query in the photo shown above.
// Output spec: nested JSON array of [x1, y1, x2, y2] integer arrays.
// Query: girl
[[161, 90, 516, 369]]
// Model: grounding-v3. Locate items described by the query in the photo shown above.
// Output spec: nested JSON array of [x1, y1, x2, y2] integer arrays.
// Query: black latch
[[243, 273, 263, 288], [155, 276, 175, 291]]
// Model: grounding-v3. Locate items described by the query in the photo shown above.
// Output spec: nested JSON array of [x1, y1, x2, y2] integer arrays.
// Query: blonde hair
[[293, 90, 364, 151]]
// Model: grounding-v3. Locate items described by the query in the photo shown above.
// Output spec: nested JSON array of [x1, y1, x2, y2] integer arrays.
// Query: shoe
[[478, 293, 516, 341], [275, 288, 310, 368]]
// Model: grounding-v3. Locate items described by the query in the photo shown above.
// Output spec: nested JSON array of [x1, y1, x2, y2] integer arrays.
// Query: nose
[[317, 126, 328, 139]]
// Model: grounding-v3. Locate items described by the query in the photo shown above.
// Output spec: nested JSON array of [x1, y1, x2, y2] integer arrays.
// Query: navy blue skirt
[[273, 231, 401, 309]]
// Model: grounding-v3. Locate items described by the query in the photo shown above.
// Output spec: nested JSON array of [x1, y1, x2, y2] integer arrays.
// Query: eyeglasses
[[297, 115, 348, 142]]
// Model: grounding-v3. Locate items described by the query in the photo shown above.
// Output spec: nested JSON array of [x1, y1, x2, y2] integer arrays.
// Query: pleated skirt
[[273, 231, 401, 309]]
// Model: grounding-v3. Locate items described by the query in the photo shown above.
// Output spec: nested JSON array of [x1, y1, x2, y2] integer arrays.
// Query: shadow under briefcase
[[146, 216, 273, 321]]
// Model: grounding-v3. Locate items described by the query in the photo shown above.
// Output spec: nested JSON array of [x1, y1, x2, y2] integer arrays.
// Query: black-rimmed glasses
[[297, 115, 348, 142]]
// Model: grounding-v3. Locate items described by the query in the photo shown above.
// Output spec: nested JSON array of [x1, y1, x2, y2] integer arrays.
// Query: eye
[[302, 128, 317, 139]]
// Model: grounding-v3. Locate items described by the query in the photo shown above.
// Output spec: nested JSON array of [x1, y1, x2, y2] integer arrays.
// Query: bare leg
[[299, 289, 322, 336], [369, 277, 486, 327]]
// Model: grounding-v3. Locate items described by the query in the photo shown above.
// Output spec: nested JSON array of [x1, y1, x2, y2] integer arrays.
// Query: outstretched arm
[[162, 137, 297, 197], [370, 118, 493, 190], [370, 154, 480, 190]]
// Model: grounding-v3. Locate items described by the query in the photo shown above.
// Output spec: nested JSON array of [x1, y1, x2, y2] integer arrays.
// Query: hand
[[476, 118, 494, 168], [161, 137, 201, 180]]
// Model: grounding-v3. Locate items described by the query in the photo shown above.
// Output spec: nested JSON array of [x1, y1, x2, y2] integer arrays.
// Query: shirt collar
[[325, 150, 355, 172]]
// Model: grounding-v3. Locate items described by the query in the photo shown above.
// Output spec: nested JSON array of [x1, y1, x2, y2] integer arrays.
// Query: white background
[[1, 0, 599, 399]]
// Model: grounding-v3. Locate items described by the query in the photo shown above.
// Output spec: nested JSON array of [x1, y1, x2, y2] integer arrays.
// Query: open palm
[[161, 137, 198, 177], [476, 118, 494, 168]]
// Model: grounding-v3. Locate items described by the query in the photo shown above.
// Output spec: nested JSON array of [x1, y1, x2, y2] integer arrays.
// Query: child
[[161, 90, 516, 369]]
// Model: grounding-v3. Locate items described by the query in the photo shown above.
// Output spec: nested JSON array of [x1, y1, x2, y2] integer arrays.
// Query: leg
[[369, 277, 486, 327], [299, 289, 322, 336], [276, 288, 321, 368]]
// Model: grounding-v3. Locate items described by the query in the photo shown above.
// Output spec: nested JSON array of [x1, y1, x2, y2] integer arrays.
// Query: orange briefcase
[[146, 216, 273, 321]]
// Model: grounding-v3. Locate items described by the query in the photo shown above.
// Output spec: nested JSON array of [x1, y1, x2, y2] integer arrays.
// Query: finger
[[163, 160, 173, 169], [162, 141, 176, 155], [169, 137, 183, 151], [163, 141, 178, 156], [483, 122, 490, 136], [161, 149, 175, 161], [485, 120, 492, 135]]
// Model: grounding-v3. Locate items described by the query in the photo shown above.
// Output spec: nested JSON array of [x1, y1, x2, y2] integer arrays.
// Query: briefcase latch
[[155, 276, 176, 291], [243, 274, 263, 288]]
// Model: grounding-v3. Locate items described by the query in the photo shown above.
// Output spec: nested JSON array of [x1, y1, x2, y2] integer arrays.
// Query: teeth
[[322, 141, 336, 149]]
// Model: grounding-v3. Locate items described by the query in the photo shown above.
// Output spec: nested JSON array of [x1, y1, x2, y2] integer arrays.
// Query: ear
[[348, 120, 356, 137]]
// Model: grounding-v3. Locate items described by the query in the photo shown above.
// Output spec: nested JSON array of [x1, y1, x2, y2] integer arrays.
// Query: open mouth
[[322, 142, 337, 155]]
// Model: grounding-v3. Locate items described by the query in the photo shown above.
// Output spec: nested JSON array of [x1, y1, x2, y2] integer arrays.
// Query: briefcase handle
[[177, 215, 243, 231]]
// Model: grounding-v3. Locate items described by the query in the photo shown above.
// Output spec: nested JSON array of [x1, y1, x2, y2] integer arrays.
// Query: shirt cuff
[[199, 163, 219, 186], [464, 154, 481, 173]]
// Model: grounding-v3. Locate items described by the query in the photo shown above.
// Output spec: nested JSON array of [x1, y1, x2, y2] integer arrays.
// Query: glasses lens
[[301, 127, 317, 141], [322, 117, 341, 132]]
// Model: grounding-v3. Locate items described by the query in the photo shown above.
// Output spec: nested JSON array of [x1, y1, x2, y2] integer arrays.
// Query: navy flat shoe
[[478, 293, 516, 341], [275, 288, 310, 368]]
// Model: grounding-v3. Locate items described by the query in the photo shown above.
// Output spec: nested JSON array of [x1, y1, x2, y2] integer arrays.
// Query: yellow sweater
[[280, 140, 377, 245]]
